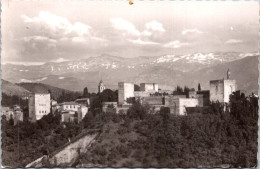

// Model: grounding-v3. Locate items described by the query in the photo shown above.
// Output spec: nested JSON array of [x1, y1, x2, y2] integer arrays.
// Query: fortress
[[104, 69, 237, 115]]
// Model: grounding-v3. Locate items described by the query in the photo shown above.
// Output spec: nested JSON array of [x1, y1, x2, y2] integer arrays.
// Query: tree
[[184, 86, 190, 93], [100, 89, 117, 102], [176, 85, 183, 93], [9, 114, 14, 126], [48, 89, 52, 99], [198, 83, 201, 91], [83, 87, 89, 97]]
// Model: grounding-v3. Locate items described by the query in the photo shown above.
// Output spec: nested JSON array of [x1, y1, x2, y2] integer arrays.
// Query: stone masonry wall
[[26, 133, 97, 167]]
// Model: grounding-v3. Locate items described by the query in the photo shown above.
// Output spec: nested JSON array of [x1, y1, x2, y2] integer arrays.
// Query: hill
[[17, 82, 82, 100], [2, 79, 30, 97]]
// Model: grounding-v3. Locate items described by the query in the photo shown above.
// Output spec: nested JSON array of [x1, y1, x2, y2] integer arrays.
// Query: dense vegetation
[[1, 93, 28, 108], [78, 95, 258, 168], [1, 111, 83, 167], [2, 90, 258, 168]]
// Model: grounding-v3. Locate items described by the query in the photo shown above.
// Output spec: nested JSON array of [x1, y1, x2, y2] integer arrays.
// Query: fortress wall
[[142, 96, 164, 105], [118, 82, 134, 105], [179, 98, 199, 115], [26, 133, 97, 168], [224, 80, 237, 103], [210, 80, 224, 102]]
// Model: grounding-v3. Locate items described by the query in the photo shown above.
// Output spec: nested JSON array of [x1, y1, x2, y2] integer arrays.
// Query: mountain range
[[2, 52, 258, 94]]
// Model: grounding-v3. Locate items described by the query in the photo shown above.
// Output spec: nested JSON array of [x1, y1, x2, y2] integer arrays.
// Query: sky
[[2, 0, 259, 65]]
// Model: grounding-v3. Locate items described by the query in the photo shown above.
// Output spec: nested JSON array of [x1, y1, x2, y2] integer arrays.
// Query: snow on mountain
[[20, 77, 48, 83], [2, 52, 258, 87]]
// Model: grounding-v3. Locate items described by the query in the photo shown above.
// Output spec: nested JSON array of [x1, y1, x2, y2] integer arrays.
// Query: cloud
[[127, 39, 159, 45], [142, 30, 152, 36], [182, 29, 203, 35], [145, 20, 165, 32], [21, 11, 91, 36], [22, 36, 57, 44], [164, 40, 190, 48], [110, 18, 140, 36], [225, 39, 243, 44]]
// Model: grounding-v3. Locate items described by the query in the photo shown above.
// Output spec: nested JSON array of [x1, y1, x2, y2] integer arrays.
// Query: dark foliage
[[79, 98, 258, 168], [83, 87, 89, 97], [2, 93, 28, 108]]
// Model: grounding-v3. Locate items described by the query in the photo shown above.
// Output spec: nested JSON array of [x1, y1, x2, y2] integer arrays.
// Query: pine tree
[[198, 83, 201, 91], [83, 87, 89, 97]]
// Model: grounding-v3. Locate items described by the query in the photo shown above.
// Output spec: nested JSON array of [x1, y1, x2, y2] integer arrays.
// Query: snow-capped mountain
[[2, 52, 258, 93]]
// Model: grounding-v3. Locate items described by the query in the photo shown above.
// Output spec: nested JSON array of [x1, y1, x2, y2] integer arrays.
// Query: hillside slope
[[17, 82, 82, 100], [2, 79, 30, 96], [186, 55, 259, 94]]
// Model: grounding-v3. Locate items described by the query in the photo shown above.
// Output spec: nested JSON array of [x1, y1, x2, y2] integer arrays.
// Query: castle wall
[[118, 82, 134, 105], [224, 80, 237, 103], [164, 96, 180, 115], [164, 96, 198, 115], [210, 80, 224, 103], [179, 98, 199, 115], [134, 91, 151, 98], [210, 79, 236, 103], [197, 90, 210, 106], [142, 96, 164, 105], [140, 83, 158, 92], [197, 94, 204, 107], [26, 133, 97, 167]]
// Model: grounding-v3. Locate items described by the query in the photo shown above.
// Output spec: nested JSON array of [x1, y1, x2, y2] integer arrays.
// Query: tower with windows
[[98, 80, 106, 93], [28, 93, 51, 122], [209, 69, 236, 103]]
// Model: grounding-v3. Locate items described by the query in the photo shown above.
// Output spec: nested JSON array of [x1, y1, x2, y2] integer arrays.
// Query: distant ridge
[[17, 82, 82, 100], [2, 79, 30, 97]]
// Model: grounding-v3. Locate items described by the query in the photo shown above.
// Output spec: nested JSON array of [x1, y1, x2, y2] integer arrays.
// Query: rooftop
[[61, 102, 79, 105]]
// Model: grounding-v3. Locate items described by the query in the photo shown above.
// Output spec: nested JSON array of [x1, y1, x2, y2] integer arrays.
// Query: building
[[78, 106, 88, 122], [165, 96, 199, 115], [210, 79, 236, 103], [140, 83, 158, 92], [118, 82, 135, 105], [61, 105, 88, 123], [60, 102, 80, 112], [197, 90, 210, 106], [98, 80, 106, 93], [75, 98, 90, 107], [210, 69, 236, 103], [29, 93, 51, 122], [2, 107, 14, 121]]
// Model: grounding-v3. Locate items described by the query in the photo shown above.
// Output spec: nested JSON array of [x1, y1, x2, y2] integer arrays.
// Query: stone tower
[[98, 80, 106, 93], [210, 70, 236, 103], [29, 93, 51, 122], [118, 82, 134, 105]]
